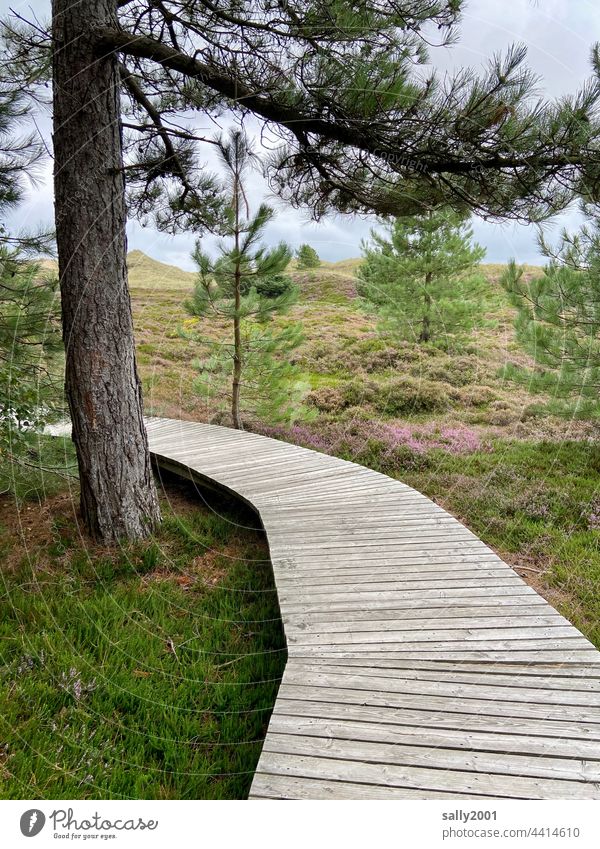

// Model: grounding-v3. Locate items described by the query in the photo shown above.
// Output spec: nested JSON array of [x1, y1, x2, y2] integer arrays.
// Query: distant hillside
[[127, 250, 196, 290], [35, 252, 543, 295], [35, 250, 197, 291]]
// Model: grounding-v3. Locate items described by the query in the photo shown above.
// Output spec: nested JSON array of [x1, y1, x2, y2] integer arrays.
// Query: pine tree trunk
[[232, 308, 243, 430], [231, 169, 243, 430], [52, 0, 161, 541], [419, 272, 433, 343]]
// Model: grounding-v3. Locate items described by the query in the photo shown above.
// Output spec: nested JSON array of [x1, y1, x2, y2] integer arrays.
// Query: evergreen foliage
[[296, 244, 320, 270], [0, 84, 62, 481], [0, 251, 62, 454], [183, 130, 303, 428], [9, 4, 600, 224], [358, 209, 486, 345], [502, 215, 600, 415]]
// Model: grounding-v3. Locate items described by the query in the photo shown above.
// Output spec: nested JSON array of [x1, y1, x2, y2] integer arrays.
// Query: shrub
[[253, 419, 484, 476], [373, 376, 450, 415], [338, 377, 378, 407], [306, 386, 348, 413], [487, 408, 520, 426], [254, 274, 295, 298], [363, 347, 412, 372], [451, 385, 496, 407], [422, 356, 477, 386], [296, 244, 320, 269], [299, 339, 362, 374]]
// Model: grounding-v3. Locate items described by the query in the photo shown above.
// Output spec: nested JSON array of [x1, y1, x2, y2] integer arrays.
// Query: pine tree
[[0, 251, 62, 462], [502, 215, 600, 415], [296, 244, 320, 270], [183, 130, 303, 429], [358, 209, 486, 345], [0, 85, 62, 481]]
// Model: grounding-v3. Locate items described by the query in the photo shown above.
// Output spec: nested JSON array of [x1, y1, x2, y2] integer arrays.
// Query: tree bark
[[419, 271, 433, 343], [52, 0, 161, 541], [231, 166, 243, 430], [232, 293, 243, 430]]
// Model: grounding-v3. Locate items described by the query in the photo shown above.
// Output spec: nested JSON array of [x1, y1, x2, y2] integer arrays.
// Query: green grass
[[0, 434, 78, 503], [0, 444, 285, 799]]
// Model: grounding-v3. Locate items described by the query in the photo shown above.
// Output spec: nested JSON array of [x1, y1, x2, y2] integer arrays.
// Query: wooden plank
[[289, 648, 600, 663], [276, 566, 516, 584], [254, 751, 600, 799], [285, 614, 569, 632], [273, 696, 600, 740], [263, 731, 600, 781], [279, 587, 537, 609], [298, 657, 600, 676], [288, 626, 582, 647], [285, 600, 550, 621], [275, 554, 506, 570], [249, 773, 488, 800], [270, 711, 600, 758], [279, 575, 529, 594], [291, 660, 600, 691], [280, 666, 600, 707], [275, 682, 600, 722]]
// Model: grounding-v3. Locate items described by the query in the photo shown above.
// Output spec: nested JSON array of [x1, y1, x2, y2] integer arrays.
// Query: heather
[[255, 419, 486, 473]]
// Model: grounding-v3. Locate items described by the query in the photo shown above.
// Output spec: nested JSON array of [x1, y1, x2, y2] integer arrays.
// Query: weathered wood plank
[[263, 731, 600, 781], [280, 666, 600, 706], [250, 773, 488, 800], [270, 710, 600, 755], [273, 696, 600, 739], [253, 751, 600, 799]]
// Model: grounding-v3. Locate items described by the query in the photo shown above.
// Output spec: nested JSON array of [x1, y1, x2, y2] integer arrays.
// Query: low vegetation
[[0, 437, 285, 799]]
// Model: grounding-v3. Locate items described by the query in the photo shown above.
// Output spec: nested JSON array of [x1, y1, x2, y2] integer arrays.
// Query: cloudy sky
[[3, 0, 600, 270]]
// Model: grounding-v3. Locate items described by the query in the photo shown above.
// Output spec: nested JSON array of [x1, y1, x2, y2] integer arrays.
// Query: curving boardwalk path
[[145, 417, 600, 800]]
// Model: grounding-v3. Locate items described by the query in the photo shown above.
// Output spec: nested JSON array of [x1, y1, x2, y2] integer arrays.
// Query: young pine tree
[[357, 210, 486, 345], [502, 217, 600, 415], [183, 130, 303, 429], [0, 250, 62, 458], [0, 87, 63, 481], [296, 244, 320, 270]]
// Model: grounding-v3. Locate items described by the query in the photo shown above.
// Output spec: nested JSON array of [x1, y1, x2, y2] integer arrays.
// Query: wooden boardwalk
[[145, 417, 600, 800]]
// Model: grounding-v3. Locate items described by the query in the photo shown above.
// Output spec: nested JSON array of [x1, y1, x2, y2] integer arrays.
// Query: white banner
[[1, 800, 600, 849]]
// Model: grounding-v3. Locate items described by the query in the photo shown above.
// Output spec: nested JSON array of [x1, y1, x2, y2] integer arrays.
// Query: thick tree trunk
[[52, 0, 161, 541]]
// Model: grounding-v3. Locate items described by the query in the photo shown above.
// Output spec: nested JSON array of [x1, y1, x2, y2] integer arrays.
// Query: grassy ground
[[0, 437, 285, 799]]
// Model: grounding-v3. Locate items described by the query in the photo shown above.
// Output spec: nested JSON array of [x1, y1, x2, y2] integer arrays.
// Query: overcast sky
[[3, 0, 600, 270]]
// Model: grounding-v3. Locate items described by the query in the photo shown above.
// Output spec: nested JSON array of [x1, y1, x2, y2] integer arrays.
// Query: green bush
[[306, 386, 348, 413], [421, 355, 477, 386], [254, 274, 295, 298], [373, 376, 450, 415], [339, 375, 450, 415], [296, 244, 320, 269], [363, 346, 415, 372], [450, 385, 496, 407]]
